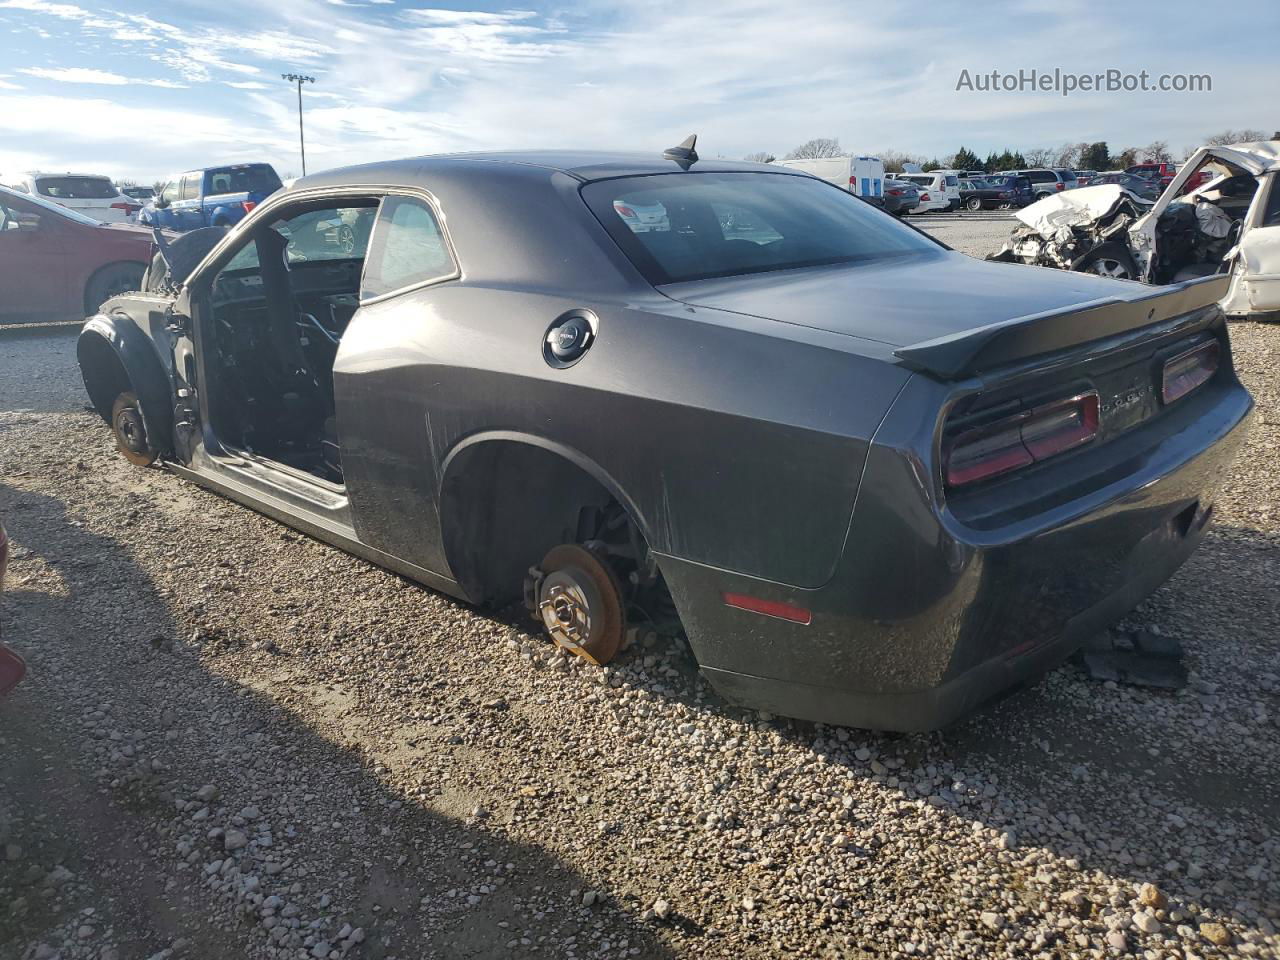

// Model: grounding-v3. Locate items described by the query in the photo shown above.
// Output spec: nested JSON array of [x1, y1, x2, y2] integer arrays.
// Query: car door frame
[[161, 182, 466, 596], [1221, 170, 1280, 316]]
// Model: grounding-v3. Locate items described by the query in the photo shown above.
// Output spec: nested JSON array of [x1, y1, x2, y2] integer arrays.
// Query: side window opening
[[201, 198, 381, 486], [360, 196, 455, 300]]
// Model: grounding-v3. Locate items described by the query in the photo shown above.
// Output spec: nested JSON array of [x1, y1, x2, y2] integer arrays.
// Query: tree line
[[747, 129, 1276, 173]]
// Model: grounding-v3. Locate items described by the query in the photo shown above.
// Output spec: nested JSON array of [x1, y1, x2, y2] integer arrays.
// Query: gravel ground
[[1, 228, 1277, 960]]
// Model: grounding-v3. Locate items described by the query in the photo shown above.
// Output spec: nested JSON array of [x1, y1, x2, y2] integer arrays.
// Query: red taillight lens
[[723, 592, 812, 625], [1055, 181, 1065, 190], [242, 201, 257, 213], [945, 392, 1099, 487], [1162, 341, 1219, 405], [920, 192, 930, 201], [887, 188, 903, 196], [614, 204, 637, 218], [110, 201, 139, 213]]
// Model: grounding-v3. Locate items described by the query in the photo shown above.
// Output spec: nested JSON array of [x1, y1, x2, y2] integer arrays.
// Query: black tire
[[111, 391, 158, 466], [1034, 192, 1053, 202], [85, 262, 145, 314], [997, 201, 1013, 210], [1073, 243, 1140, 281], [964, 196, 983, 211]]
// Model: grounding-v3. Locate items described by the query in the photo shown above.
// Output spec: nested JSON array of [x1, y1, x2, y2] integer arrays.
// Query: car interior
[[200, 199, 379, 486], [1153, 158, 1266, 284]]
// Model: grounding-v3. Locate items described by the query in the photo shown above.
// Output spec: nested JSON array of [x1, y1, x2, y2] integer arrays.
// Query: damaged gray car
[[77, 143, 1253, 731], [989, 140, 1280, 320]]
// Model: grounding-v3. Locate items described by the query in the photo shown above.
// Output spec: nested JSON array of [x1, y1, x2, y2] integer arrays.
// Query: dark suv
[[1006, 168, 1078, 201]]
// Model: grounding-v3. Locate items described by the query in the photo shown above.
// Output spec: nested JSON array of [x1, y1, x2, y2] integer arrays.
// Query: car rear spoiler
[[893, 274, 1230, 380]]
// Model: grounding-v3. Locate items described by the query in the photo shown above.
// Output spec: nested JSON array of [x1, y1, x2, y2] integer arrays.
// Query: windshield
[[35, 175, 118, 200], [584, 173, 938, 284], [205, 165, 282, 195], [1, 186, 103, 225]]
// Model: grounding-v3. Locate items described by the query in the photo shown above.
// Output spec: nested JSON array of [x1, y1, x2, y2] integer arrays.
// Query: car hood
[[1012, 184, 1151, 236], [659, 251, 1154, 348]]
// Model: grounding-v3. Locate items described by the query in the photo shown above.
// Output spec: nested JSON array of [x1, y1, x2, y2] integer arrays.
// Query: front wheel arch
[[77, 320, 174, 458], [1071, 242, 1140, 280]]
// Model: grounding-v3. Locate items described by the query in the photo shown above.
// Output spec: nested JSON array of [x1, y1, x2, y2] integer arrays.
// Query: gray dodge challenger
[[77, 140, 1253, 731]]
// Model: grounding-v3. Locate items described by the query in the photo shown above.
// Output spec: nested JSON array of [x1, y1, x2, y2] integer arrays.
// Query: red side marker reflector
[[722, 592, 812, 625]]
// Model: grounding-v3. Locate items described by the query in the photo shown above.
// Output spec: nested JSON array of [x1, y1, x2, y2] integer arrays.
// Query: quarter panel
[[333, 284, 908, 588]]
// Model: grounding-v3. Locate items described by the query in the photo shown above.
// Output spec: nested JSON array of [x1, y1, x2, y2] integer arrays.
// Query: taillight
[[998, 191, 1011, 198], [242, 201, 257, 213], [1055, 181, 1065, 190], [920, 192, 930, 201], [110, 201, 139, 213], [945, 392, 1099, 487], [1162, 341, 1219, 405], [614, 204, 637, 218], [887, 188, 903, 196]]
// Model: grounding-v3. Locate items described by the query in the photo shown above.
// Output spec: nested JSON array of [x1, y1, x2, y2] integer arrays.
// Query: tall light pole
[[281, 73, 315, 176]]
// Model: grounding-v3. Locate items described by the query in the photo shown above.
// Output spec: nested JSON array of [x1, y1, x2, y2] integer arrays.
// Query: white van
[[896, 169, 961, 212], [773, 156, 887, 208]]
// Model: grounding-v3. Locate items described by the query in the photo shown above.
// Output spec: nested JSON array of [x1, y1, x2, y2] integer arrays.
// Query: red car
[[1126, 162, 1209, 195], [0, 184, 154, 324]]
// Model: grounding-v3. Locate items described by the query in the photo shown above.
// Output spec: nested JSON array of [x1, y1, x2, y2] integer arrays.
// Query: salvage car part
[[990, 141, 1280, 320], [529, 544, 626, 665], [75, 141, 1254, 731], [111, 391, 158, 466]]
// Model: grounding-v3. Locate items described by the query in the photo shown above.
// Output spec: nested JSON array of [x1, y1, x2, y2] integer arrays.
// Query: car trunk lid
[[659, 251, 1217, 364]]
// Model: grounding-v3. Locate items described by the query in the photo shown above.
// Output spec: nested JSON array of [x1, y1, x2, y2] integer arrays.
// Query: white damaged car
[[990, 140, 1280, 320]]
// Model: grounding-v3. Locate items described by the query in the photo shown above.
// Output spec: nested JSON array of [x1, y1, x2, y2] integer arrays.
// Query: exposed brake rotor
[[532, 544, 626, 666]]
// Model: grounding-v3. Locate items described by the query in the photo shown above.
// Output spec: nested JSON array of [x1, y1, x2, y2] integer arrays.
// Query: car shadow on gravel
[[0, 482, 678, 960]]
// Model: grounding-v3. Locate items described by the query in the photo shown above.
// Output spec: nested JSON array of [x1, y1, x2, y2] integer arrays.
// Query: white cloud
[[0, 73, 22, 89], [18, 66, 187, 87], [225, 80, 269, 90], [0, 0, 89, 18]]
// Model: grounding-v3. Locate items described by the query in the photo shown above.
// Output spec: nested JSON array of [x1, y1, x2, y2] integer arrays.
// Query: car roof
[[292, 151, 793, 191], [26, 171, 114, 179]]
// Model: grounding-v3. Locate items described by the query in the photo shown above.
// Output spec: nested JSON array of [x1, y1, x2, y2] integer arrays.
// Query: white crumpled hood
[[1013, 184, 1134, 239]]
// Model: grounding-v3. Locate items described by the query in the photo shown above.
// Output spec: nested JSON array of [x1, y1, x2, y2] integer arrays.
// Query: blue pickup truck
[[140, 163, 283, 231]]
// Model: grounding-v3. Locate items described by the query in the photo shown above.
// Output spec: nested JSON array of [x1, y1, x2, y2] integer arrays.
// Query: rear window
[[1025, 171, 1056, 183], [583, 172, 938, 285], [35, 176, 117, 200], [204, 165, 282, 195]]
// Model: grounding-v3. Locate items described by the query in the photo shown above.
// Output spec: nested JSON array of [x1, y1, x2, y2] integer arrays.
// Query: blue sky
[[0, 0, 1276, 183]]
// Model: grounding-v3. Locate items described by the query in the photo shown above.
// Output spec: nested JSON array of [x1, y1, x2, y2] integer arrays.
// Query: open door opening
[[198, 199, 379, 485]]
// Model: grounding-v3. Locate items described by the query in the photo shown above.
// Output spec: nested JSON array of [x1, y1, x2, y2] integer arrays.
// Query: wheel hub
[[115, 408, 146, 454], [537, 568, 601, 661]]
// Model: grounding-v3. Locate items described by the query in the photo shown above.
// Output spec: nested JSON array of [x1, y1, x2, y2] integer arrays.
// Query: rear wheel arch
[[437, 435, 655, 607]]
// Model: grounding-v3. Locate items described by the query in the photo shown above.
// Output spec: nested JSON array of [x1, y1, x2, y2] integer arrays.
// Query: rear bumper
[[658, 379, 1253, 731]]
